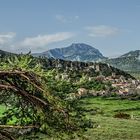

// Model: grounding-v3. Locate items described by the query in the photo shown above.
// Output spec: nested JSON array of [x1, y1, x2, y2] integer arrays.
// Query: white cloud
[[55, 14, 79, 23], [55, 15, 67, 23], [0, 31, 74, 53], [0, 32, 75, 53], [11, 32, 74, 52], [86, 25, 119, 37], [0, 32, 16, 45], [21, 32, 74, 47], [74, 15, 79, 20]]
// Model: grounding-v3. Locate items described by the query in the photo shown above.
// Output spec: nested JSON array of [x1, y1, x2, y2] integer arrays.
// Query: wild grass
[[1, 97, 140, 140], [82, 97, 140, 140]]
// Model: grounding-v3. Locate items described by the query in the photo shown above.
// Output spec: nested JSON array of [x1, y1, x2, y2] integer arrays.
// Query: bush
[[114, 112, 130, 119]]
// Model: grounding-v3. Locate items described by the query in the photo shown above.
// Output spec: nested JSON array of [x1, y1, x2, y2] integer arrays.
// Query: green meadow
[[0, 97, 140, 140], [82, 97, 140, 140]]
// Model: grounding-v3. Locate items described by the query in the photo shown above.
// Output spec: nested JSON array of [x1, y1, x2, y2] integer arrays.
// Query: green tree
[[0, 55, 92, 140]]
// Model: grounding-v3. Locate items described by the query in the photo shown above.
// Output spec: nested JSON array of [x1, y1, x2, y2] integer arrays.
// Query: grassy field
[[0, 97, 140, 140], [30, 97, 140, 140], [82, 97, 140, 140]]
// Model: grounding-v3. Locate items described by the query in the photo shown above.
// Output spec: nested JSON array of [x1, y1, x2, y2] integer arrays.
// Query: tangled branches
[[0, 55, 93, 139], [0, 69, 89, 139]]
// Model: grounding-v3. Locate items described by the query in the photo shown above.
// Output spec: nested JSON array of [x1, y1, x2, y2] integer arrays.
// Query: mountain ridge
[[0, 43, 140, 72], [105, 50, 140, 72], [32, 43, 106, 61]]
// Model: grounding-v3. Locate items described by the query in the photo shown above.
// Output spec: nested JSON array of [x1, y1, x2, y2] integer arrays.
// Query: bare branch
[[0, 84, 48, 108], [0, 125, 39, 129], [0, 130, 16, 140]]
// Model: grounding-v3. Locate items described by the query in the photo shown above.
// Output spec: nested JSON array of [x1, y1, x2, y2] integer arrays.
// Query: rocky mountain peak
[[32, 43, 106, 62]]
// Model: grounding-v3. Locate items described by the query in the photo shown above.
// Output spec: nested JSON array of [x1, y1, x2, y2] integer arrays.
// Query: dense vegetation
[[0, 53, 139, 140], [0, 55, 93, 140]]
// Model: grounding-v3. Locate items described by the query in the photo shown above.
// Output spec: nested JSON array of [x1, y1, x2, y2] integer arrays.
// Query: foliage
[[114, 112, 131, 119], [78, 78, 106, 91], [0, 55, 92, 140]]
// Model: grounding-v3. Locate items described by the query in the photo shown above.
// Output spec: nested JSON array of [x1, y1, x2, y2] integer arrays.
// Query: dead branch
[[0, 130, 16, 140], [0, 71, 44, 92], [0, 84, 48, 108], [0, 125, 39, 129]]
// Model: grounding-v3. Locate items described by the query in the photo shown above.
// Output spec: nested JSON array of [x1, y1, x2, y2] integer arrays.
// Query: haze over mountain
[[0, 49, 134, 80], [105, 50, 140, 72], [32, 43, 106, 62], [0, 43, 140, 72], [0, 49, 14, 57], [32, 43, 140, 72]]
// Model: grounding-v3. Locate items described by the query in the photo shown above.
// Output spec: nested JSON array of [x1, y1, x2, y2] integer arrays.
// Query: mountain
[[1, 45, 139, 73], [38, 58, 134, 79], [0, 48, 134, 79], [0, 49, 15, 57], [120, 50, 140, 58], [32, 43, 106, 62], [105, 50, 140, 72]]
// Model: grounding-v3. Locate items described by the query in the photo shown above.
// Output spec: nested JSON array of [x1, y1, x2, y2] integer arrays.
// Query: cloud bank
[[21, 32, 74, 47], [86, 25, 119, 37], [9, 32, 74, 53], [0, 32, 16, 45], [55, 14, 79, 23]]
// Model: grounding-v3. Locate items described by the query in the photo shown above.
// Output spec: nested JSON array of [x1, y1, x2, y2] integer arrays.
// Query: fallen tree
[[0, 55, 92, 140]]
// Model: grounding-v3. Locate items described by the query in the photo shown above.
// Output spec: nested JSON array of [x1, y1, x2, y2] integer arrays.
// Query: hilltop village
[[58, 72, 140, 99], [42, 58, 140, 99]]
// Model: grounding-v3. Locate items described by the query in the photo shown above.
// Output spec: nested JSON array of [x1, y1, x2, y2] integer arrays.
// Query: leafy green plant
[[0, 55, 92, 139]]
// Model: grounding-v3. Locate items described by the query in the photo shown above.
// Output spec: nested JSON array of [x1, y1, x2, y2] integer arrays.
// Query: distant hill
[[32, 44, 140, 72], [0, 48, 134, 79], [105, 50, 140, 72], [0, 49, 14, 57], [1, 45, 140, 73], [40, 58, 134, 79], [32, 43, 106, 62]]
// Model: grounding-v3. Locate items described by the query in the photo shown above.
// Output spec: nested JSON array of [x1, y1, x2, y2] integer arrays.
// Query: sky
[[0, 0, 140, 57]]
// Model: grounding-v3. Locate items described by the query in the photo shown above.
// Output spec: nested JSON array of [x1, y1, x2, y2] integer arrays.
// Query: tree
[[0, 55, 92, 140]]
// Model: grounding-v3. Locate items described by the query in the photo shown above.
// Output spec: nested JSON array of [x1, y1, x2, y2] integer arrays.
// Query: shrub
[[114, 112, 130, 119]]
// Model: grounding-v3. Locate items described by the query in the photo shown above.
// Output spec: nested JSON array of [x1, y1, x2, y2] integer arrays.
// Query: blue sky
[[0, 0, 140, 57]]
